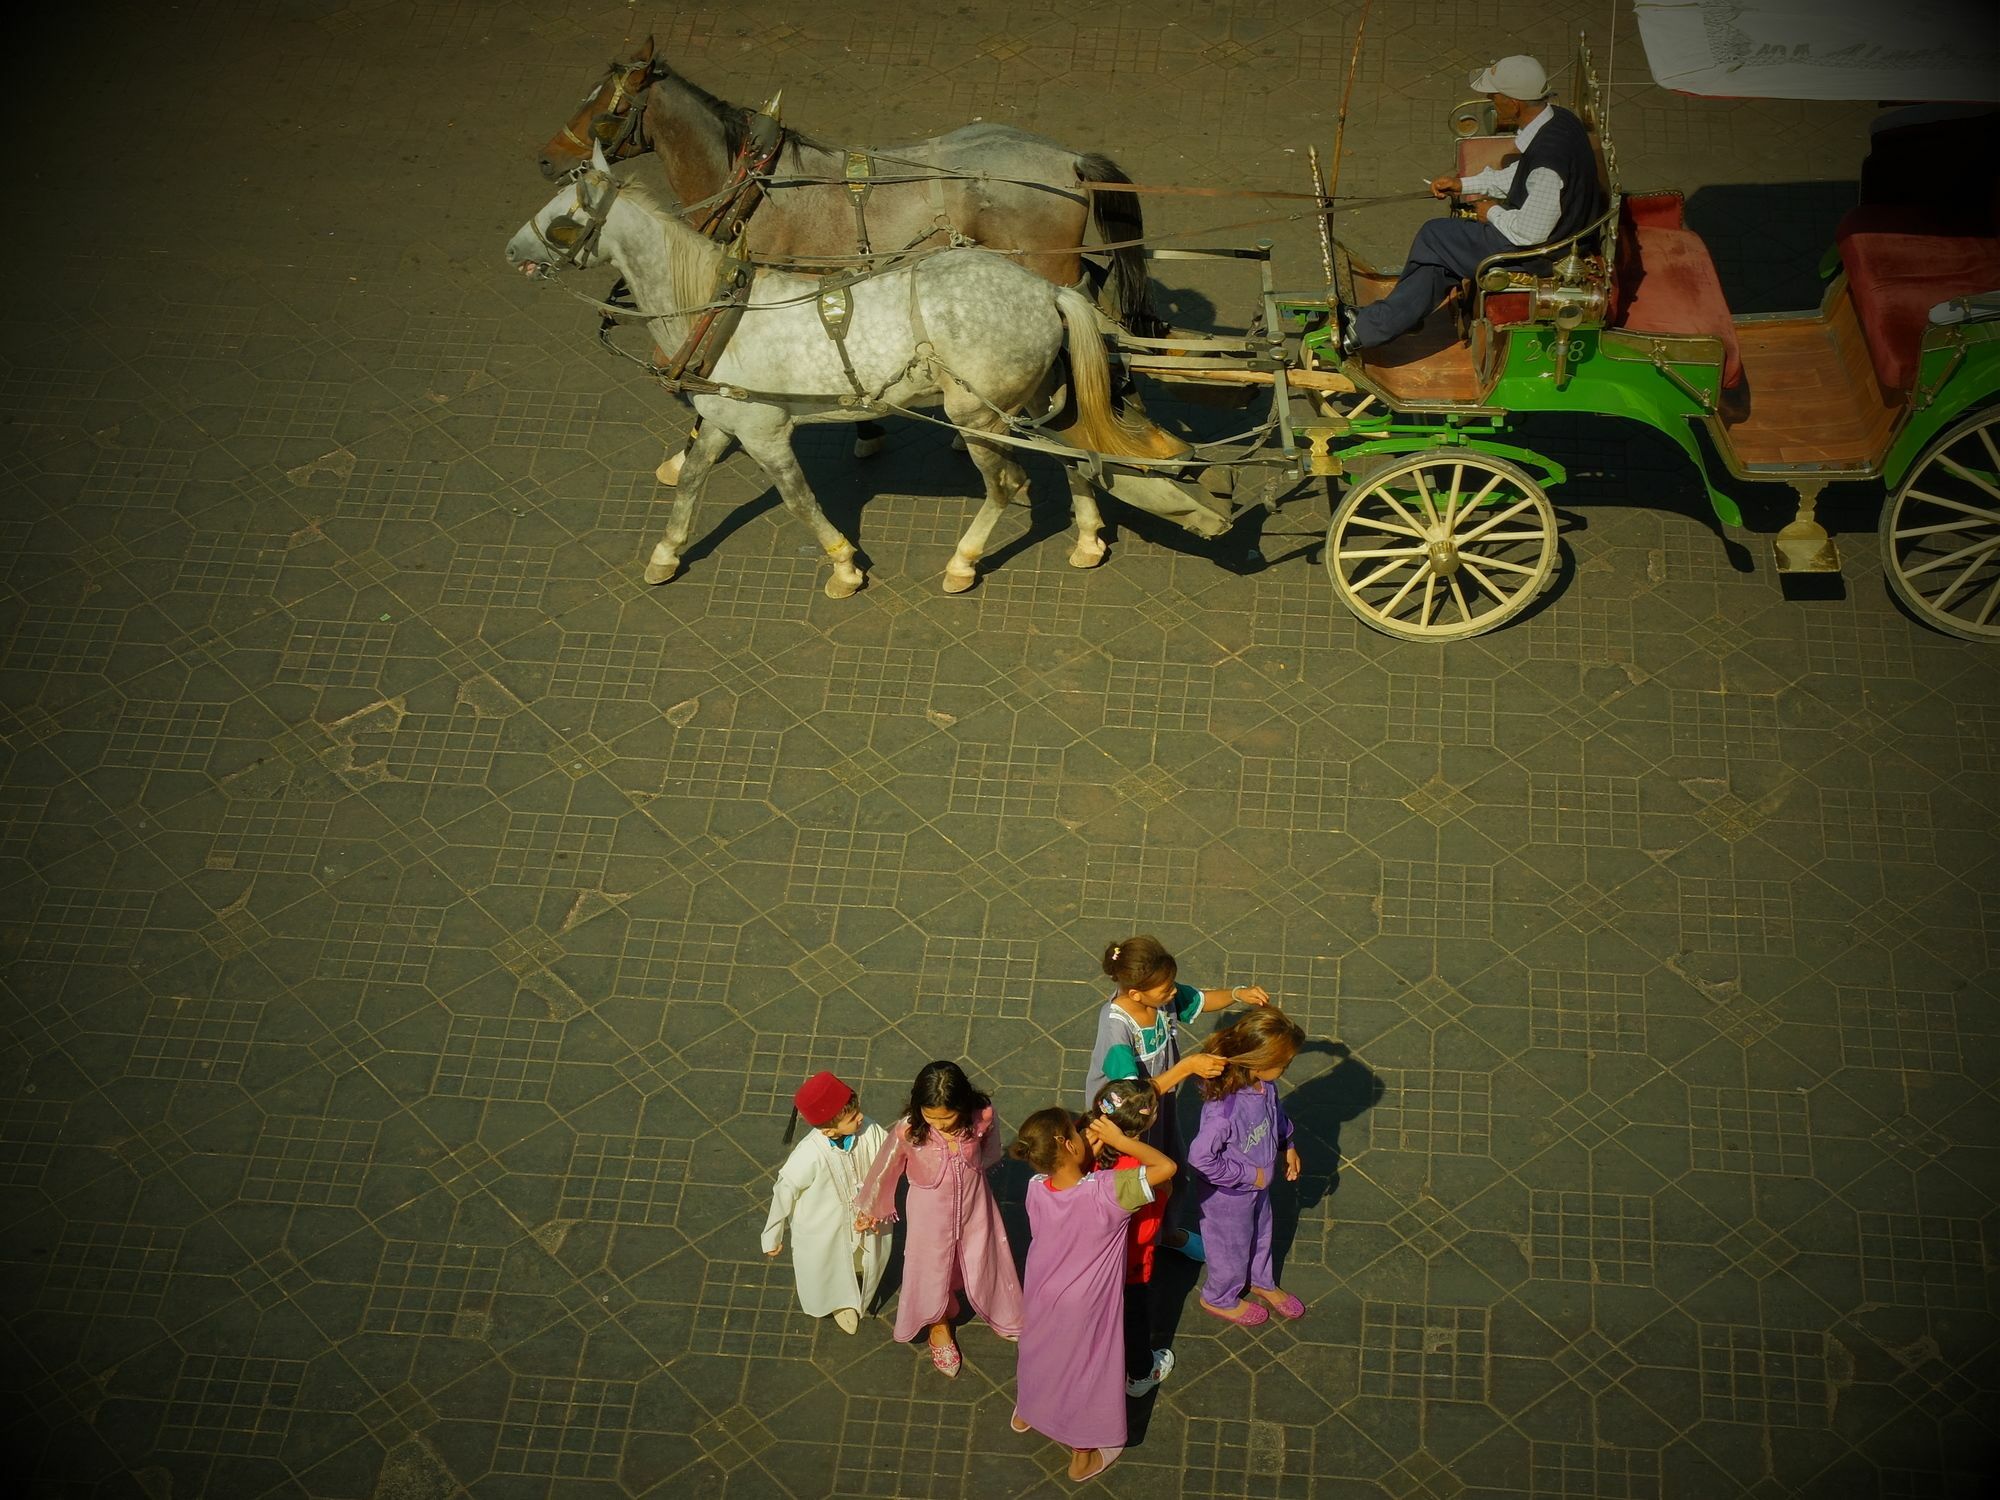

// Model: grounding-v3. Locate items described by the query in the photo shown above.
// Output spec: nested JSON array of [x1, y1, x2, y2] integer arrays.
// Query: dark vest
[[1503, 105, 1604, 248]]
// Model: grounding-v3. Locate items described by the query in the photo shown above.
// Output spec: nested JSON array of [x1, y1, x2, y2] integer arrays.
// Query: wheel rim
[[1326, 453, 1557, 640], [1883, 409, 2000, 641]]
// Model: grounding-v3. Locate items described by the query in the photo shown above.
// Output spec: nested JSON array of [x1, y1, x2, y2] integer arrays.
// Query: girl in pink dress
[[1007, 1106, 1177, 1483], [855, 1061, 1024, 1376]]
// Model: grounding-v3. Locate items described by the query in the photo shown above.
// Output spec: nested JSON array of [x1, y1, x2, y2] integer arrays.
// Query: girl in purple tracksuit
[[1188, 1008, 1308, 1326]]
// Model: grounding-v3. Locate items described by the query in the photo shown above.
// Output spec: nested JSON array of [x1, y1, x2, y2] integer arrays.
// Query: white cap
[[1470, 55, 1550, 100]]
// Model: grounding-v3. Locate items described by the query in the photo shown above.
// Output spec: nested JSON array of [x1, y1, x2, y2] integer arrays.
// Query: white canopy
[[1632, 0, 2000, 102]]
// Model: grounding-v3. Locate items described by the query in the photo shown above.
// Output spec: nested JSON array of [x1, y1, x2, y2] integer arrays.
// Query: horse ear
[[591, 138, 612, 174]]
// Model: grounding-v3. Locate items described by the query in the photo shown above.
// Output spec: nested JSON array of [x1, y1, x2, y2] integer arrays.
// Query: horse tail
[[1054, 288, 1190, 462], [1075, 153, 1162, 335]]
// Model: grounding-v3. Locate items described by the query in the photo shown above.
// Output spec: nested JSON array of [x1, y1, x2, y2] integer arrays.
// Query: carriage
[[528, 36, 2000, 643], [1118, 40, 2000, 641]]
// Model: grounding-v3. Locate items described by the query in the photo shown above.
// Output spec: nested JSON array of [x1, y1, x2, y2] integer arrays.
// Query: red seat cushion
[[1837, 206, 2000, 392], [1610, 214, 1744, 390], [1485, 289, 1532, 327]]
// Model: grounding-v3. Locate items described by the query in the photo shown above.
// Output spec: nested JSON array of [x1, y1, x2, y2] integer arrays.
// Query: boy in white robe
[[761, 1071, 888, 1334]]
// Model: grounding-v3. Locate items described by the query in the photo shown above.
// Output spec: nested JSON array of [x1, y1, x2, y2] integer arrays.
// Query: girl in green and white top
[[1079, 934, 1270, 1255]]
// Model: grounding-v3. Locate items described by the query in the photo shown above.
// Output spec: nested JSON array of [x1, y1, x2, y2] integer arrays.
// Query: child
[[1188, 1008, 1308, 1326], [855, 1061, 1023, 1376], [1008, 1105, 1176, 1483], [1081, 934, 1273, 1126], [761, 1071, 888, 1335], [1091, 1079, 1175, 1397], [1082, 934, 1272, 1257]]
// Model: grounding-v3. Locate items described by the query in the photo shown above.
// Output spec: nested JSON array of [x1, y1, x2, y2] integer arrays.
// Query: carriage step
[[1771, 521, 1841, 574]]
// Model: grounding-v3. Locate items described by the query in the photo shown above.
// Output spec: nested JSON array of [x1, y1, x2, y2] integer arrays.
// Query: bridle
[[560, 56, 657, 162], [532, 167, 623, 269]]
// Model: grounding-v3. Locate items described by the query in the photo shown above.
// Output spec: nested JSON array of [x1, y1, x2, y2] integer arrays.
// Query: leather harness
[[588, 93, 986, 406]]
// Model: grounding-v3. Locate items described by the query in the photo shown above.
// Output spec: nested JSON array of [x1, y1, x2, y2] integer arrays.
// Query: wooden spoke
[[1899, 536, 2000, 582], [1447, 572, 1473, 626], [1937, 454, 2000, 507], [1352, 553, 1423, 592], [1341, 514, 1426, 538], [1881, 408, 2000, 641], [1893, 517, 1993, 541], [1931, 545, 2000, 611], [1440, 462, 1466, 529], [1341, 546, 1430, 561], [1381, 561, 1430, 618], [1454, 495, 1537, 546], [1455, 556, 1510, 603], [1377, 489, 1430, 537], [1904, 487, 2000, 525], [1413, 469, 1441, 525], [1976, 571, 2000, 628], [1462, 553, 1539, 577]]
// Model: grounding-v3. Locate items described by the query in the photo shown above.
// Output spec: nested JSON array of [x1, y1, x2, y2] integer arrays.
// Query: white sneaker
[[833, 1308, 860, 1334], [1125, 1347, 1175, 1397]]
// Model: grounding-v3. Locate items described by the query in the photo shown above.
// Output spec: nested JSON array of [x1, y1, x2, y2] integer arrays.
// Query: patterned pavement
[[4, 2, 1997, 1497]]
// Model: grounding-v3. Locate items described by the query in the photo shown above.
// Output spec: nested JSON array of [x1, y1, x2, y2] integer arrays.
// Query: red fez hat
[[793, 1071, 854, 1127]]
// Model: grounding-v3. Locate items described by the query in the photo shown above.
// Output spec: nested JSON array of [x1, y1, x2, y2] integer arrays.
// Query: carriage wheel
[[1880, 406, 2000, 642], [1325, 451, 1558, 640]]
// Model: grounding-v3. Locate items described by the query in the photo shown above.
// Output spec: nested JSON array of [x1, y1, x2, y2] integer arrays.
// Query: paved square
[[3, 2, 1996, 1498]]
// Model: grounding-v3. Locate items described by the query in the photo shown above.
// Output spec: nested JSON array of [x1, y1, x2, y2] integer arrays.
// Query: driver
[[1337, 55, 1604, 353]]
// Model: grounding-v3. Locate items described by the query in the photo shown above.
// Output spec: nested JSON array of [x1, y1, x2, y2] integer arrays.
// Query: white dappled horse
[[505, 164, 1212, 598]]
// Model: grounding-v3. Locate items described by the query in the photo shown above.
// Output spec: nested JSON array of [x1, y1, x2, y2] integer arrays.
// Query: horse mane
[[649, 63, 750, 155], [648, 61, 822, 162], [617, 176, 726, 321]]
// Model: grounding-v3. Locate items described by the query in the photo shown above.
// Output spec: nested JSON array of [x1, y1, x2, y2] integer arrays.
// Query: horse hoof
[[852, 435, 884, 460], [1068, 543, 1106, 570], [950, 434, 968, 453], [942, 567, 977, 594], [643, 559, 679, 585], [656, 453, 686, 486], [825, 572, 866, 600]]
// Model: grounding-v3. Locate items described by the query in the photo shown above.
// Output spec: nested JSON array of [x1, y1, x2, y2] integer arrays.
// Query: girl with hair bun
[[1082, 934, 1272, 1259]]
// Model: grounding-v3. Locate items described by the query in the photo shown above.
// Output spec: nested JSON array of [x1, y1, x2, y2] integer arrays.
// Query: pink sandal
[[1199, 1297, 1270, 1327], [1255, 1288, 1307, 1320], [928, 1339, 962, 1377]]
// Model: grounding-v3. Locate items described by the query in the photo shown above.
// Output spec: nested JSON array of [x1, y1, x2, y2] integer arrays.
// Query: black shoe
[[1337, 305, 1360, 356]]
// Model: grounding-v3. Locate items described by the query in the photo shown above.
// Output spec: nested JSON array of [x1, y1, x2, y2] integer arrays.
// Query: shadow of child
[[1270, 1042, 1385, 1281]]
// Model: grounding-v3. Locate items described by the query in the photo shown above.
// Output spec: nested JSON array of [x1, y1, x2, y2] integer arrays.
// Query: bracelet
[[1230, 986, 1244, 1003]]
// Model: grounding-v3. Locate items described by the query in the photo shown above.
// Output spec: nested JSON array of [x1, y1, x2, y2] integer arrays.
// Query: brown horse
[[537, 37, 1158, 333]]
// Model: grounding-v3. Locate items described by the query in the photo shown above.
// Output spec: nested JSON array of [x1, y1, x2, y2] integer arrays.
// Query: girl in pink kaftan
[[1005, 1106, 1177, 1484], [855, 1061, 1023, 1376]]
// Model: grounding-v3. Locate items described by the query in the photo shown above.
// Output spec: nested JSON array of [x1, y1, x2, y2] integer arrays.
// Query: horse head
[[507, 149, 624, 278], [537, 34, 658, 179]]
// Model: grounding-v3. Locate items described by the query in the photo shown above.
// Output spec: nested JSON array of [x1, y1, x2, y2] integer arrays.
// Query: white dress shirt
[[1460, 105, 1565, 247]]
